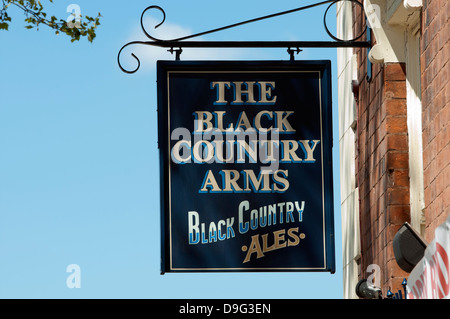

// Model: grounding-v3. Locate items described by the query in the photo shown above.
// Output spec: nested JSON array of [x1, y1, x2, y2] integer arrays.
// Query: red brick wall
[[352, 3, 411, 293], [351, 0, 449, 298], [421, 0, 450, 243], [355, 60, 411, 292]]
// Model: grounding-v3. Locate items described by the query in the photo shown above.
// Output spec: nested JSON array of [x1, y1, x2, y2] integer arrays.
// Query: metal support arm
[[118, 0, 371, 73]]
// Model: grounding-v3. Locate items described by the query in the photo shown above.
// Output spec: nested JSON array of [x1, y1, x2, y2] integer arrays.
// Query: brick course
[[355, 59, 410, 292], [353, 0, 449, 296], [421, 0, 450, 242]]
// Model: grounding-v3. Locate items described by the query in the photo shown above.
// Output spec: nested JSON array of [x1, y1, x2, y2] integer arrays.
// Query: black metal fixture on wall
[[356, 278, 409, 299], [393, 222, 428, 273], [118, 0, 371, 73]]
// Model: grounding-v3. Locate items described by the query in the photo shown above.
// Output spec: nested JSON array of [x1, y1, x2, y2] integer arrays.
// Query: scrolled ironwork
[[118, 0, 370, 74], [323, 0, 366, 42]]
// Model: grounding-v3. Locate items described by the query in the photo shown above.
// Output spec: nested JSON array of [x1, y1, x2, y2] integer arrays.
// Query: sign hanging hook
[[168, 47, 183, 60], [287, 47, 302, 61]]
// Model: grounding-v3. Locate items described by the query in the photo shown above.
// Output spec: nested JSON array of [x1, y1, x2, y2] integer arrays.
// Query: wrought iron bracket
[[118, 0, 371, 73]]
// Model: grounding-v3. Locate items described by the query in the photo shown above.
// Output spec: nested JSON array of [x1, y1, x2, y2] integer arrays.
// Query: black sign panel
[[157, 61, 334, 273]]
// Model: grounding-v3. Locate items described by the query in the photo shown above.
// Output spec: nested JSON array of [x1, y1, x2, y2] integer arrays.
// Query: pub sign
[[157, 60, 335, 273]]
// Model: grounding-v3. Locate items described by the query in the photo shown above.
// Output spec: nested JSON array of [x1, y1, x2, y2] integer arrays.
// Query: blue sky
[[0, 0, 343, 298]]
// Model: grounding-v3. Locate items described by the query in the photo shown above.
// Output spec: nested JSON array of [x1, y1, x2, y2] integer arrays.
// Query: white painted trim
[[364, 0, 407, 63], [403, 0, 423, 12], [364, 0, 422, 64], [405, 24, 426, 235], [337, 0, 360, 299]]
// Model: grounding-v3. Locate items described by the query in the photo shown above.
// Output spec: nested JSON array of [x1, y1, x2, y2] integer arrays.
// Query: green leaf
[[0, 22, 9, 30], [2, 0, 102, 42]]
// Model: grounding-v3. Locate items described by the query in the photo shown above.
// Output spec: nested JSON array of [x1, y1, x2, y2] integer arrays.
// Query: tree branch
[[0, 0, 101, 42]]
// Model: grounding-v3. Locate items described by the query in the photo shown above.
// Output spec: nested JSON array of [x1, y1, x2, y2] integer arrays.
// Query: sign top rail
[[118, 1, 371, 73]]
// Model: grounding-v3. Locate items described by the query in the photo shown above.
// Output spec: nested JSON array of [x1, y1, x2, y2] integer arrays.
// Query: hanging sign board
[[157, 61, 335, 273]]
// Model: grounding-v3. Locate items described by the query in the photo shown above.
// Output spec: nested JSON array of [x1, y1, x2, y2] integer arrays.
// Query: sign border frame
[[157, 60, 335, 274]]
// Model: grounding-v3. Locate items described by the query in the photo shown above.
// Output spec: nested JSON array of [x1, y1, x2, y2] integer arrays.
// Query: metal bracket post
[[168, 47, 183, 61], [287, 47, 302, 61]]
